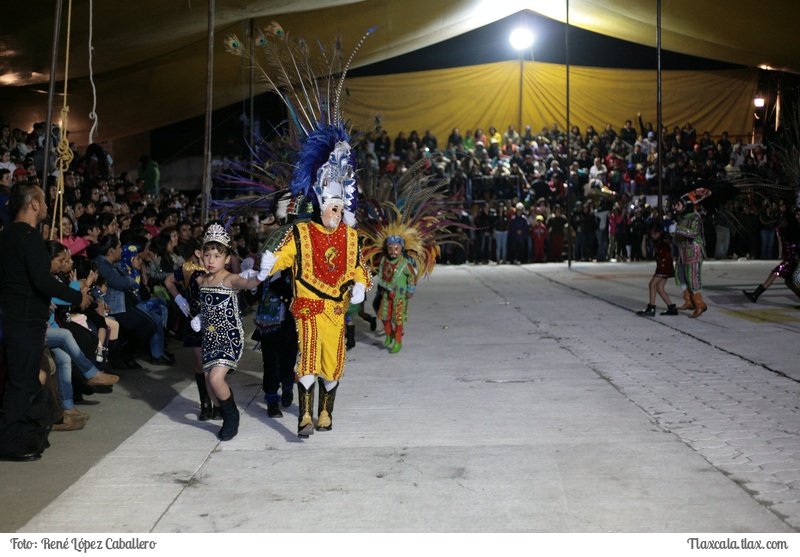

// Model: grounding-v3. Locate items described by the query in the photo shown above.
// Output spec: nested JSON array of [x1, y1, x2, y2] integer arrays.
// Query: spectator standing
[[138, 155, 161, 198], [0, 183, 90, 461]]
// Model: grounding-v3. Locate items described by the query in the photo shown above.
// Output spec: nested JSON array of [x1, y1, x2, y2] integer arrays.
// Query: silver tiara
[[203, 223, 231, 248]]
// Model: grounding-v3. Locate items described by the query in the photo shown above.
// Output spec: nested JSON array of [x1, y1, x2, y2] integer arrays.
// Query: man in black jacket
[[0, 183, 91, 461]]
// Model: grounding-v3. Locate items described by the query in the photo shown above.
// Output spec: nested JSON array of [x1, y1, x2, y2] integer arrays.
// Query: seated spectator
[[93, 234, 174, 367]]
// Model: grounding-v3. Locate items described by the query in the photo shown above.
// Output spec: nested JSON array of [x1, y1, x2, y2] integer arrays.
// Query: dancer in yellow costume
[[224, 22, 377, 437], [262, 144, 372, 437]]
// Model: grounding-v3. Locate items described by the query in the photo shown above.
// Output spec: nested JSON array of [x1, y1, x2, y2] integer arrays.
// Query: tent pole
[[249, 17, 255, 160], [42, 0, 64, 187], [656, 0, 663, 218], [565, 0, 572, 269], [201, 0, 215, 225]]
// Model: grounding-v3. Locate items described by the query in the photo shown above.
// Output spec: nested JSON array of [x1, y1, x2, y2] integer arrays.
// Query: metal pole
[[565, 0, 572, 268], [42, 0, 64, 187], [249, 17, 255, 158], [656, 0, 663, 218], [201, 0, 215, 224]]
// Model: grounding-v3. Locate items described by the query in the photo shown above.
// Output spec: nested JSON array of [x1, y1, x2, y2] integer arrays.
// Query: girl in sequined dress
[[189, 224, 270, 441], [743, 209, 800, 307]]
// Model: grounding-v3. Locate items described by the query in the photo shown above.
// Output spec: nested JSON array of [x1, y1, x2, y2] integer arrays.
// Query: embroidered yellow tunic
[[270, 221, 372, 381]]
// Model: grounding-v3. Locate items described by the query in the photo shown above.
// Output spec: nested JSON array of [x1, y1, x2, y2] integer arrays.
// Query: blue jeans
[[494, 230, 508, 262], [50, 347, 75, 410], [760, 229, 774, 259], [46, 327, 100, 378]]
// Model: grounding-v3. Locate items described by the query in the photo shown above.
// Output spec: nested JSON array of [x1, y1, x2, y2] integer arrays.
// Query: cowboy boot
[[297, 380, 315, 437], [217, 393, 240, 441], [677, 290, 694, 311], [660, 304, 678, 315], [743, 284, 765, 303], [316, 379, 338, 431], [690, 292, 707, 318], [636, 304, 656, 316], [195, 373, 213, 421]]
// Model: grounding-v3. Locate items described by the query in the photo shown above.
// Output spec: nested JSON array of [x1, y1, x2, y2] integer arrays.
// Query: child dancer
[[636, 223, 678, 316], [165, 246, 215, 420], [190, 223, 270, 440]]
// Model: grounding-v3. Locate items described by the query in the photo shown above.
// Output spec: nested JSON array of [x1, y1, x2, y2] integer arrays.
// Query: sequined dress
[[200, 284, 244, 372]]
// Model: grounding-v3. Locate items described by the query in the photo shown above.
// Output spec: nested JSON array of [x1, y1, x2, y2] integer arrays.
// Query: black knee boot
[[346, 323, 356, 350], [316, 379, 338, 431], [217, 393, 240, 441], [743, 284, 765, 303], [195, 373, 213, 421], [297, 381, 315, 437]]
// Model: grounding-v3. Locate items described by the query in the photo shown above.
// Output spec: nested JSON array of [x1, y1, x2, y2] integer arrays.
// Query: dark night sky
[[349, 10, 743, 77]]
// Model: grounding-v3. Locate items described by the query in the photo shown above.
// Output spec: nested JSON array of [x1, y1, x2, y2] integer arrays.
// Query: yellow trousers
[[295, 306, 346, 382]]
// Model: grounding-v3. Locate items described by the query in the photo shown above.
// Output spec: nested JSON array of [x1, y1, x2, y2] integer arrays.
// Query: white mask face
[[321, 203, 343, 229]]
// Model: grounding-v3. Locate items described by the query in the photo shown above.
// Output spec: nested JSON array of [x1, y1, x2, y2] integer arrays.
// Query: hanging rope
[[50, 0, 75, 241], [87, 0, 99, 144]]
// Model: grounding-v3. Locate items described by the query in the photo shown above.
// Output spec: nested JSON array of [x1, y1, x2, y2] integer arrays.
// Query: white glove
[[190, 315, 202, 332], [239, 269, 258, 280], [174, 294, 190, 317], [258, 251, 276, 281], [668, 223, 676, 234], [351, 282, 366, 305]]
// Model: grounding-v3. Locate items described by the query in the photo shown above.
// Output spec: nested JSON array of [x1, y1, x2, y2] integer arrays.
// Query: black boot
[[636, 304, 656, 316], [281, 384, 293, 408], [264, 393, 282, 418], [660, 304, 678, 315], [195, 373, 213, 421], [217, 394, 240, 441], [297, 381, 315, 437], [345, 324, 356, 350], [316, 379, 338, 432], [743, 284, 765, 303]]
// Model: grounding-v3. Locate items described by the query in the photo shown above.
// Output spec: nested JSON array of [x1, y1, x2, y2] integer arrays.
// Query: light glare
[[509, 28, 534, 50]]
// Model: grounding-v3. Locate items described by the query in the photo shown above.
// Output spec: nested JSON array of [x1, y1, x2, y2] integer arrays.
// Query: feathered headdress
[[357, 157, 469, 277], [224, 22, 378, 227]]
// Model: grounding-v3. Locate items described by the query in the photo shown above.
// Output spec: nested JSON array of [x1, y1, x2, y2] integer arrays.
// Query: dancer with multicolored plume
[[225, 22, 376, 437], [357, 156, 470, 351]]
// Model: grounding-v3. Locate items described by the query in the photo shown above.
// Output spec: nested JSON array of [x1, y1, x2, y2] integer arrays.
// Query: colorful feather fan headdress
[[357, 157, 470, 278], [224, 22, 378, 227]]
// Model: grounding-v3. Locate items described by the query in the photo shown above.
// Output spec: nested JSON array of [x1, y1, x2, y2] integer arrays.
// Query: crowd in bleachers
[[352, 116, 798, 265]]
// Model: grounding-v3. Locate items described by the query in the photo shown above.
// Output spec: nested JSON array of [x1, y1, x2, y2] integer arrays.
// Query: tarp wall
[[345, 61, 759, 143]]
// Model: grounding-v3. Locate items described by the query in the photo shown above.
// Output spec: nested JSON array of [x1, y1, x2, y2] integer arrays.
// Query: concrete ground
[[1, 258, 799, 536]]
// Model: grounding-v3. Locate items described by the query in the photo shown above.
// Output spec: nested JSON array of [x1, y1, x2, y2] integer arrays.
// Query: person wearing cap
[[12, 167, 29, 184], [376, 235, 417, 353]]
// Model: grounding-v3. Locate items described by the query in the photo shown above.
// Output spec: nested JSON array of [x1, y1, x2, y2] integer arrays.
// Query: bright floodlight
[[509, 28, 534, 51], [754, 96, 765, 108]]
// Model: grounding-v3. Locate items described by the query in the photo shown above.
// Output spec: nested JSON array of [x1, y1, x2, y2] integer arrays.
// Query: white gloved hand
[[258, 251, 276, 281], [350, 282, 366, 305], [239, 269, 258, 280], [668, 223, 676, 234], [190, 315, 202, 332], [174, 294, 190, 317]]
